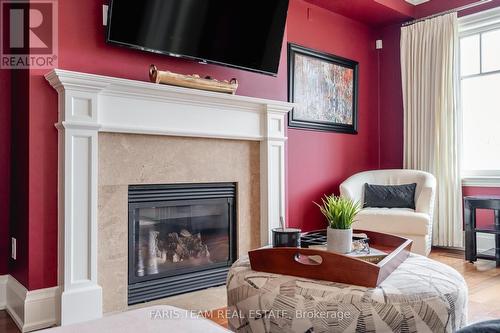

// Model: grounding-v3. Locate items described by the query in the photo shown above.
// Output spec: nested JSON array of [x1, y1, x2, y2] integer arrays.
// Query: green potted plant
[[315, 195, 361, 254]]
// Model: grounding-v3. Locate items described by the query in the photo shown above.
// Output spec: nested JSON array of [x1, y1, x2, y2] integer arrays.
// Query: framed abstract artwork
[[288, 43, 358, 134]]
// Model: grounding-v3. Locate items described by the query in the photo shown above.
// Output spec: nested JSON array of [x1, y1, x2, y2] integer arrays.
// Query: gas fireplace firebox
[[127, 183, 237, 305]]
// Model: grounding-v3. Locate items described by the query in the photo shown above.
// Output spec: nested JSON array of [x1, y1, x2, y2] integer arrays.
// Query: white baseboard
[[477, 233, 495, 253], [0, 275, 59, 332], [0, 275, 7, 310]]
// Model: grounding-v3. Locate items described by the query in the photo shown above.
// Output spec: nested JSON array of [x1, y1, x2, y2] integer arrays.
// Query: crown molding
[[405, 0, 430, 5]]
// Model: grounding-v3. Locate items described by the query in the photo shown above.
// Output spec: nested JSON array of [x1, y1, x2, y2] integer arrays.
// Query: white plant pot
[[327, 227, 353, 254]]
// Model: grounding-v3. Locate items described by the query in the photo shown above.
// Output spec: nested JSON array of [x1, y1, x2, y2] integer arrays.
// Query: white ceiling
[[405, 0, 431, 5]]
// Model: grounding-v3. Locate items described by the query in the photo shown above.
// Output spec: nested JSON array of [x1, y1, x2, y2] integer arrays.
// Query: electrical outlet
[[11, 237, 16, 260], [103, 5, 109, 26]]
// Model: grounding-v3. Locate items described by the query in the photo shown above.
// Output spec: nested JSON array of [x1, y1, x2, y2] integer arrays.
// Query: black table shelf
[[464, 196, 500, 266], [477, 248, 497, 261], [474, 225, 500, 234]]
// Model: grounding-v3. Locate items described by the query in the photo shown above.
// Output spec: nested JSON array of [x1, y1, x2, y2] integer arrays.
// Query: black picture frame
[[288, 43, 359, 134]]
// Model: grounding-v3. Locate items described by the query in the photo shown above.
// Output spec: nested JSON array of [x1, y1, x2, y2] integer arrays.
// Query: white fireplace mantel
[[45, 69, 293, 326]]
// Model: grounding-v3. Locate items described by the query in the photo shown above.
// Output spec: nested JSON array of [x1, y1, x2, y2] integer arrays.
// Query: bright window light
[[462, 73, 500, 172], [481, 29, 500, 73], [460, 27, 500, 177], [460, 35, 480, 76]]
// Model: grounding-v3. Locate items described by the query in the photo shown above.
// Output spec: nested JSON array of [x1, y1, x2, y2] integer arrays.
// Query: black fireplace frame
[[127, 183, 237, 305]]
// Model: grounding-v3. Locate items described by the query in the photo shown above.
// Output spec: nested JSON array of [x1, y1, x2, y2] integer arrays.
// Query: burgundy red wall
[[9, 70, 30, 287], [286, 1, 380, 231], [378, 23, 403, 169], [0, 68, 10, 275]]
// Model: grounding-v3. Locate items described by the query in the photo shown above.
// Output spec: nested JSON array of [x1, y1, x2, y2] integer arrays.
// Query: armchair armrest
[[415, 177, 436, 216], [340, 176, 366, 204]]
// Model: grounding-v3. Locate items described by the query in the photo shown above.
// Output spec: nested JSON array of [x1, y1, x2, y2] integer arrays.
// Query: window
[[459, 8, 500, 184]]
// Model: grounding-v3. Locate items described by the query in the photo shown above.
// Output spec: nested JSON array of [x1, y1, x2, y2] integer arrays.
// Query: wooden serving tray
[[248, 230, 412, 288]]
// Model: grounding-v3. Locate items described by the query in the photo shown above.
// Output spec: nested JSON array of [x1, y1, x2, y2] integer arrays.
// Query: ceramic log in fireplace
[[127, 183, 237, 305]]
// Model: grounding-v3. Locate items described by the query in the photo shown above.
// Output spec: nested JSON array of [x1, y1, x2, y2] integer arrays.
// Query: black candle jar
[[272, 228, 301, 247]]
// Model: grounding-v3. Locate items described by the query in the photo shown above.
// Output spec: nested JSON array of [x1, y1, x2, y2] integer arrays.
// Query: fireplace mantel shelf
[[45, 69, 293, 326], [46, 69, 293, 141]]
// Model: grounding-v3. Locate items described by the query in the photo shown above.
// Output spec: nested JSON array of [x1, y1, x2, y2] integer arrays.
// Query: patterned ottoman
[[226, 254, 467, 333]]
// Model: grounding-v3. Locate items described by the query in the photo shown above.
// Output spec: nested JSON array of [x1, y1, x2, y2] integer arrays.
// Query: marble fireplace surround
[[45, 69, 293, 326], [98, 133, 260, 313]]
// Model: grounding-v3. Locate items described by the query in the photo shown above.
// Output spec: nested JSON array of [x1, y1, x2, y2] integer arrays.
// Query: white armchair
[[340, 169, 436, 256]]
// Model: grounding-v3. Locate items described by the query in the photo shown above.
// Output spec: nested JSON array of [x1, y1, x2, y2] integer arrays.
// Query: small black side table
[[464, 196, 500, 265]]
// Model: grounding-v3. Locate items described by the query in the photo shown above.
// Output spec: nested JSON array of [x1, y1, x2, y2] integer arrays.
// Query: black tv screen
[[106, 0, 290, 76]]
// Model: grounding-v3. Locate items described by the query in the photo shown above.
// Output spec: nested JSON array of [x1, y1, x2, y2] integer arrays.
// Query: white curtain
[[401, 13, 463, 248]]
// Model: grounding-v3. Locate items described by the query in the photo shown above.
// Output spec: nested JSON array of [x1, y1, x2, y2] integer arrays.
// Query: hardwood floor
[[0, 310, 18, 333], [203, 308, 229, 329], [1, 248, 498, 332], [429, 247, 500, 324]]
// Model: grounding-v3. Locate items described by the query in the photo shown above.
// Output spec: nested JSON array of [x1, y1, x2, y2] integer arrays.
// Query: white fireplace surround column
[[45, 69, 293, 326]]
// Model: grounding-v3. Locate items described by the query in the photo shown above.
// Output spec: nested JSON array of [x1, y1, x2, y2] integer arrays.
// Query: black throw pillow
[[363, 183, 417, 209]]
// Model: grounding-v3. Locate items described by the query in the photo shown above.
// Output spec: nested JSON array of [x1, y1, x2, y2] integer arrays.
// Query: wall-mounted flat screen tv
[[106, 0, 290, 76]]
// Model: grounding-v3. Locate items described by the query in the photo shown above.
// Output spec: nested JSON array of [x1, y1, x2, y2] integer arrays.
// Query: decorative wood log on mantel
[[149, 64, 239, 94]]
